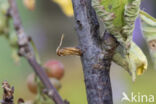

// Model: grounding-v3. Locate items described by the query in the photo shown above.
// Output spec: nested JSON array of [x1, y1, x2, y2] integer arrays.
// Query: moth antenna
[[56, 34, 64, 54]]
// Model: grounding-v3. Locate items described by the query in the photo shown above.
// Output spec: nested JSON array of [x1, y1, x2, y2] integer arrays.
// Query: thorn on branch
[[56, 34, 82, 56]]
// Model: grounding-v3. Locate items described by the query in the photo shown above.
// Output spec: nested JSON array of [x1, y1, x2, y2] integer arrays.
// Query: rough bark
[[72, 0, 118, 104]]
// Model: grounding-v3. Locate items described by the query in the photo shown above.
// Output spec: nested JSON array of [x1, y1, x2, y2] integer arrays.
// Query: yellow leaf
[[52, 0, 74, 17], [113, 42, 148, 81], [23, 0, 35, 11]]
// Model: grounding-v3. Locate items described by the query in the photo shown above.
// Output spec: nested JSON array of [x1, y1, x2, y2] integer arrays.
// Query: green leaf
[[92, 0, 146, 81], [113, 41, 148, 81], [140, 10, 156, 69], [100, 0, 128, 28]]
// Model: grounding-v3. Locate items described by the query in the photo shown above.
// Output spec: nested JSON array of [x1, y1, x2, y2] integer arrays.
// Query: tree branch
[[71, 0, 118, 104], [8, 0, 65, 104]]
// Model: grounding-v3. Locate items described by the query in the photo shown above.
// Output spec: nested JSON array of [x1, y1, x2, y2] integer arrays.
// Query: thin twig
[[8, 0, 65, 104]]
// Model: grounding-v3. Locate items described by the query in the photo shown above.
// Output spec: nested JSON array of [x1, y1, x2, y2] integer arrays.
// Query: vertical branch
[[71, 0, 117, 104], [8, 0, 64, 104]]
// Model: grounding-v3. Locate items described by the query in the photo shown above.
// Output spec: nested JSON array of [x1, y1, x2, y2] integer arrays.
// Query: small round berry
[[44, 60, 65, 80], [26, 73, 37, 94]]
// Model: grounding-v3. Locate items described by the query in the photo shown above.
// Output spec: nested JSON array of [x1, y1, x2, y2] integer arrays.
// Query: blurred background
[[0, 0, 156, 104]]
